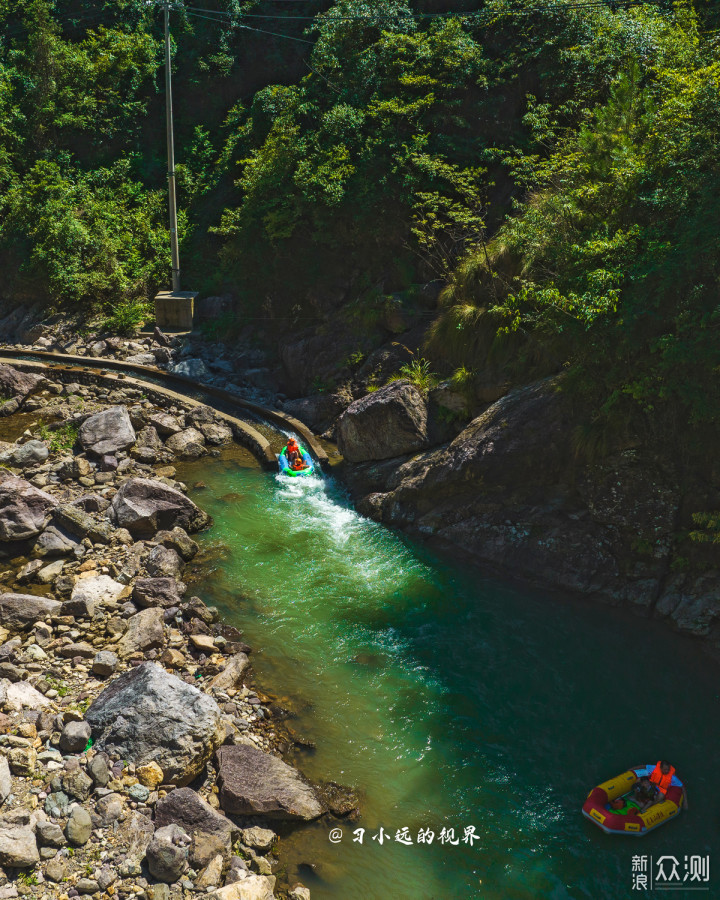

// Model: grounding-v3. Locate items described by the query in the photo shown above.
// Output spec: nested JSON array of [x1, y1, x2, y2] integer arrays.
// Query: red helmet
[[287, 439, 298, 448]]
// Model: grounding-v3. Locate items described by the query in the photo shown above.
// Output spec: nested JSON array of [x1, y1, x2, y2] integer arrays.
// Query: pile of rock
[[0, 364, 323, 900]]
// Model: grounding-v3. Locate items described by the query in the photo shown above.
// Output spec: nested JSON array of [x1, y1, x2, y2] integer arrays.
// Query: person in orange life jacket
[[286, 439, 306, 470], [637, 760, 689, 811]]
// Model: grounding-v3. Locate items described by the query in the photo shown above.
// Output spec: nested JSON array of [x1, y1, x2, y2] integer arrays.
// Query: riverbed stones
[[0, 755, 11, 804], [33, 524, 80, 558], [337, 380, 428, 462], [209, 653, 249, 693], [87, 753, 111, 788], [133, 577, 185, 609], [149, 412, 182, 436], [146, 545, 184, 578], [116, 607, 165, 657], [0, 478, 58, 541], [146, 823, 190, 883], [92, 650, 118, 677], [155, 526, 199, 561], [207, 876, 276, 900], [67, 574, 126, 616], [62, 767, 93, 801], [79, 406, 136, 456], [0, 364, 45, 405], [110, 477, 211, 537], [242, 827, 276, 852], [66, 805, 92, 845], [216, 745, 323, 821], [155, 787, 237, 842], [59, 720, 91, 753], [4, 681, 50, 711], [0, 810, 39, 867], [165, 427, 206, 460], [36, 821, 66, 848], [52, 503, 114, 543], [0, 439, 49, 469], [0, 593, 61, 630], [85, 662, 225, 785]]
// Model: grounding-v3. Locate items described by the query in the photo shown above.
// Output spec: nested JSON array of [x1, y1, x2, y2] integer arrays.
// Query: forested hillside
[[1, 0, 719, 460]]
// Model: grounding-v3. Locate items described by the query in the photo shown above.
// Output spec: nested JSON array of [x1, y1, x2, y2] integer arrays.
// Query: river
[[183, 447, 720, 900]]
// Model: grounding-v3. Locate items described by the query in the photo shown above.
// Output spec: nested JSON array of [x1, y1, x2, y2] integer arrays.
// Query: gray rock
[[16, 559, 43, 583], [67, 575, 126, 615], [133, 577, 185, 609], [165, 428, 206, 460], [0, 810, 39, 867], [52, 504, 114, 544], [0, 593, 61, 630], [196, 853, 224, 889], [66, 805, 92, 845], [110, 477, 211, 537], [199, 422, 234, 446], [45, 791, 70, 818], [75, 878, 100, 895], [36, 558, 64, 584], [3, 440, 49, 469], [0, 756, 11, 805], [149, 412, 182, 436], [208, 653, 249, 694], [95, 792, 123, 825], [35, 821, 66, 848], [190, 831, 232, 869], [116, 607, 165, 657], [115, 811, 155, 859], [155, 527, 199, 561], [87, 753, 112, 788], [85, 662, 225, 785], [59, 720, 91, 754], [79, 406, 136, 456], [169, 359, 211, 380], [241, 827, 276, 852], [0, 364, 45, 402], [92, 650, 118, 677], [289, 885, 312, 900], [155, 787, 237, 841], [0, 478, 58, 541], [33, 525, 80, 558], [44, 855, 67, 882], [337, 380, 429, 462], [146, 545, 184, 578], [62, 768, 93, 801], [146, 823, 190, 883], [96, 865, 117, 891], [128, 783, 150, 803], [216, 745, 323, 821]]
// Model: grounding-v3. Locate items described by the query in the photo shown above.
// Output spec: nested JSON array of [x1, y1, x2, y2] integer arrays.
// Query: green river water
[[183, 448, 720, 900]]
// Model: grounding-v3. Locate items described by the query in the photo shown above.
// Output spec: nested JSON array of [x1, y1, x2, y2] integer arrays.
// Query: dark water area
[[184, 450, 720, 900]]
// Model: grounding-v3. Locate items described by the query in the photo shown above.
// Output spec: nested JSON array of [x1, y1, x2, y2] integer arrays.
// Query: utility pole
[[164, 0, 180, 292]]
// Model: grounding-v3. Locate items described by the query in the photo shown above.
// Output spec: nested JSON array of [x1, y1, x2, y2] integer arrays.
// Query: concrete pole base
[[154, 291, 197, 331]]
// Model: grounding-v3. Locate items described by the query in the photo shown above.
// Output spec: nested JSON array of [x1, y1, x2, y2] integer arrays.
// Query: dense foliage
[[1, 0, 719, 455]]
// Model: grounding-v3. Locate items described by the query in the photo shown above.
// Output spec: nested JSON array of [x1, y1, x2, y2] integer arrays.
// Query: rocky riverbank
[[2, 305, 718, 658], [0, 362, 332, 900]]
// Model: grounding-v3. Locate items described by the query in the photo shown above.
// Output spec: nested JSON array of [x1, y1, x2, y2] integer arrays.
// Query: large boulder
[[79, 406, 136, 456], [0, 440, 49, 469], [216, 745, 323, 821], [116, 607, 165, 658], [165, 428, 206, 460], [0, 365, 45, 405], [0, 810, 39, 867], [110, 477, 210, 537], [337, 380, 428, 462], [85, 662, 225, 785], [146, 824, 190, 883], [0, 593, 61, 630], [133, 577, 186, 609], [154, 788, 238, 842], [208, 877, 276, 900], [0, 477, 57, 541]]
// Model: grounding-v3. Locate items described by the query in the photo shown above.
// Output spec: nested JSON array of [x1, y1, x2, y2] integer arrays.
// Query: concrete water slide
[[0, 349, 329, 471]]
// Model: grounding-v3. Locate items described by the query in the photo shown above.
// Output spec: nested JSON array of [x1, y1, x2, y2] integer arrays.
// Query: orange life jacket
[[649, 761, 675, 794]]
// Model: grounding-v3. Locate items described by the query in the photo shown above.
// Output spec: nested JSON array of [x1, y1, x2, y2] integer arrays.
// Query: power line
[[183, 8, 317, 40]]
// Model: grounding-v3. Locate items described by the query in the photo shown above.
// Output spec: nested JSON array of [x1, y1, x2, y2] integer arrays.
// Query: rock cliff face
[[339, 380, 720, 651]]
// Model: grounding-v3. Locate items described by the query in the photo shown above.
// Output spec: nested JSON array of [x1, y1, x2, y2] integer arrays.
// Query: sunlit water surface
[[184, 450, 720, 900]]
